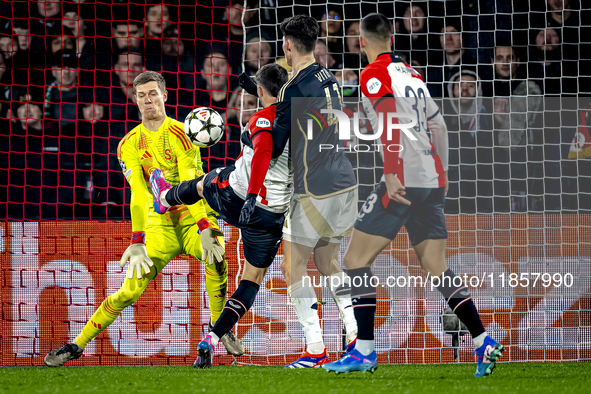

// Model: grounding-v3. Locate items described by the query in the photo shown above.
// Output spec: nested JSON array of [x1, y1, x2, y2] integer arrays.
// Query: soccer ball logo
[[184, 107, 224, 148]]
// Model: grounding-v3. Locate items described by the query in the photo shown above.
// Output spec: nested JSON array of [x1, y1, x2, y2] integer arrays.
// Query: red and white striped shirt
[[361, 53, 446, 188]]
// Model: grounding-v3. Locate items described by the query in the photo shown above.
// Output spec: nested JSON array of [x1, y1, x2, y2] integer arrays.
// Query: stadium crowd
[[0, 0, 589, 220]]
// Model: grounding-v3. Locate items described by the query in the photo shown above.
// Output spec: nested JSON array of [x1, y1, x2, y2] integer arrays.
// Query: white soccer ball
[[184, 107, 224, 148]]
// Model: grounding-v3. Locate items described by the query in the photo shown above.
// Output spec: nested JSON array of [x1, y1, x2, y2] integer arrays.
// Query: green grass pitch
[[1, 363, 588, 394]]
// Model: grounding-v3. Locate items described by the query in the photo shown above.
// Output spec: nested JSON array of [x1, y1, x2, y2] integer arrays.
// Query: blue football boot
[[474, 336, 505, 377], [285, 349, 330, 369], [193, 335, 214, 369], [322, 348, 378, 375]]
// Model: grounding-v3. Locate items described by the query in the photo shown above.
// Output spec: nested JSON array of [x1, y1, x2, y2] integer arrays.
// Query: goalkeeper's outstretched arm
[[117, 132, 154, 279]]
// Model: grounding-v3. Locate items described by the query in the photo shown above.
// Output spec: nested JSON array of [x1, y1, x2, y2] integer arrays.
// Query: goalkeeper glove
[[239, 193, 257, 225], [119, 232, 154, 280], [198, 219, 225, 264], [239, 72, 259, 97]]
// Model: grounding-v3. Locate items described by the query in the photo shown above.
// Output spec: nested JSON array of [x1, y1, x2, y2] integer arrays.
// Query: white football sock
[[288, 281, 325, 354], [207, 332, 220, 347], [160, 190, 171, 208], [473, 332, 487, 349], [328, 272, 357, 342], [307, 342, 325, 355], [355, 339, 374, 356]]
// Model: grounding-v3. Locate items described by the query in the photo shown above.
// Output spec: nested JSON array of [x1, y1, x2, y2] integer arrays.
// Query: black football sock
[[434, 269, 485, 338], [165, 176, 203, 206], [347, 267, 377, 341], [211, 280, 260, 340]]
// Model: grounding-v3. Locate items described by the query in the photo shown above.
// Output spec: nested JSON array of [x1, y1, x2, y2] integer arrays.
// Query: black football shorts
[[202, 166, 285, 268], [354, 183, 448, 246]]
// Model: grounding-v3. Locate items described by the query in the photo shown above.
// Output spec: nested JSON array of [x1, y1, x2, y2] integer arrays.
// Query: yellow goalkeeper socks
[[75, 298, 123, 348], [205, 259, 228, 323]]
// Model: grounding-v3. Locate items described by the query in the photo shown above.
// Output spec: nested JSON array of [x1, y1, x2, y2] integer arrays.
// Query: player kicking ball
[[322, 14, 504, 377], [273, 15, 358, 368], [149, 63, 290, 368], [44, 71, 242, 367]]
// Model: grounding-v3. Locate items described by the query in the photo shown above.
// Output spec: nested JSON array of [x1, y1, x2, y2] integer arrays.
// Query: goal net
[[1, 0, 590, 366]]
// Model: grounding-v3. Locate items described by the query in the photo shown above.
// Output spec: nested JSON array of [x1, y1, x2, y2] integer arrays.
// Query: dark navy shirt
[[272, 60, 357, 198]]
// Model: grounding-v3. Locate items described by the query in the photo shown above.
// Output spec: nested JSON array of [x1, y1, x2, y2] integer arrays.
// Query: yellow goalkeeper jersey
[[117, 116, 209, 232]]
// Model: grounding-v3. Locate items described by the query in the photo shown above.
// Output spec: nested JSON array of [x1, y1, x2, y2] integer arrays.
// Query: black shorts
[[354, 184, 448, 246], [202, 166, 285, 268]]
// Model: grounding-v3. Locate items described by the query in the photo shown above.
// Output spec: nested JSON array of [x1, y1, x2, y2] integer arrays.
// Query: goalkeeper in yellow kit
[[44, 71, 243, 367]]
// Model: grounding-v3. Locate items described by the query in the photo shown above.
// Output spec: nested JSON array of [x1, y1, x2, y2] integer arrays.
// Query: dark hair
[[255, 63, 289, 98], [132, 71, 166, 95], [280, 15, 319, 53], [51, 50, 78, 68], [112, 20, 142, 30], [162, 25, 180, 39], [360, 13, 392, 42]]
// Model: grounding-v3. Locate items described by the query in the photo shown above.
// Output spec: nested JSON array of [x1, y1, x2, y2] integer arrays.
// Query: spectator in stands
[[212, 0, 258, 71], [225, 0, 259, 37], [76, 90, 125, 220], [491, 96, 528, 212], [343, 20, 367, 68], [45, 51, 79, 128], [345, 21, 360, 56], [10, 19, 46, 85], [63, 10, 92, 55], [160, 25, 195, 119], [145, 3, 171, 39], [14, 96, 43, 134], [112, 21, 144, 51], [0, 53, 9, 117], [0, 52, 6, 83], [0, 35, 17, 61], [546, 0, 580, 44], [528, 28, 564, 95], [78, 99, 107, 216], [426, 17, 477, 98], [223, 89, 257, 154], [317, 5, 344, 56], [443, 69, 493, 213], [396, 2, 428, 53], [4, 93, 45, 220], [489, 45, 542, 130], [32, 0, 62, 36], [62, 11, 96, 85], [314, 39, 337, 69], [81, 103, 105, 125], [12, 20, 31, 52], [196, 47, 233, 114], [111, 49, 143, 121], [244, 32, 274, 76], [446, 70, 490, 132], [49, 28, 75, 53]]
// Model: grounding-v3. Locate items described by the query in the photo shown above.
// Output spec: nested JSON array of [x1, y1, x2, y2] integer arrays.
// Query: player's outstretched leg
[[194, 271, 263, 369], [149, 169, 204, 213], [45, 267, 155, 367], [149, 168, 172, 214]]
